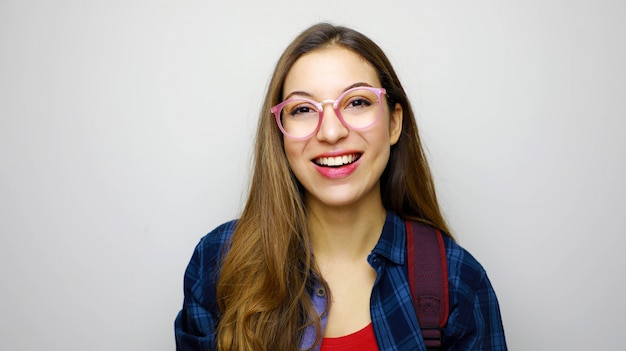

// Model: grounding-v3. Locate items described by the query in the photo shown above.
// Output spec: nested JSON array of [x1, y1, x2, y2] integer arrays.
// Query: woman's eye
[[289, 105, 316, 116], [348, 98, 372, 108], [293, 107, 310, 114]]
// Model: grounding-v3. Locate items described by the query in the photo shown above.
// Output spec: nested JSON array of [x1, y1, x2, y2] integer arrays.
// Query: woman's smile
[[313, 153, 361, 168], [312, 152, 363, 179]]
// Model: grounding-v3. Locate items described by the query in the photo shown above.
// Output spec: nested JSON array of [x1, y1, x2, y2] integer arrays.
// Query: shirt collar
[[370, 211, 406, 265]]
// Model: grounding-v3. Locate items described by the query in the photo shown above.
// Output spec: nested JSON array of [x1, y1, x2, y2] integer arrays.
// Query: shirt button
[[316, 287, 326, 297]]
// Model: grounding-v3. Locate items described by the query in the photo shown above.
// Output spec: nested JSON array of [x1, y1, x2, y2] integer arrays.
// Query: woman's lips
[[313, 153, 361, 167], [312, 153, 362, 179]]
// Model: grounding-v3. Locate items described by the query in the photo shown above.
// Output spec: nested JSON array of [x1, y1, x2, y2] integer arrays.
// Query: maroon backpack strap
[[406, 220, 450, 350]]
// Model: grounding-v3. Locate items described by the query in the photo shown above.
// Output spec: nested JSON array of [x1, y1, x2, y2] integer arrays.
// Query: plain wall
[[1, 0, 624, 350]]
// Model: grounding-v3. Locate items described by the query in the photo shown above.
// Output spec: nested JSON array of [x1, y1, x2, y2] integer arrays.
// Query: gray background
[[1, 0, 624, 350]]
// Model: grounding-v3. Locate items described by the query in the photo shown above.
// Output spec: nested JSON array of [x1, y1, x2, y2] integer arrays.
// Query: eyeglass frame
[[270, 86, 388, 140]]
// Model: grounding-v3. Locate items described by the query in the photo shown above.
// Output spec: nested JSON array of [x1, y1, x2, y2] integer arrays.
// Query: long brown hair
[[216, 23, 452, 351]]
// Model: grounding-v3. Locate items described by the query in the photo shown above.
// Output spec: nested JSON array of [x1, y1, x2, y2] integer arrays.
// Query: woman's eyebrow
[[283, 82, 374, 101], [283, 90, 314, 101], [344, 82, 373, 90]]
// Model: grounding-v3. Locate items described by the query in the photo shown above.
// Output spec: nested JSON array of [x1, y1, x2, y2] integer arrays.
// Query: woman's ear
[[389, 103, 403, 146]]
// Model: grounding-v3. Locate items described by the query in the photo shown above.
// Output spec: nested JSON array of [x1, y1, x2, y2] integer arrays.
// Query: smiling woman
[[281, 47, 402, 210], [174, 23, 507, 351]]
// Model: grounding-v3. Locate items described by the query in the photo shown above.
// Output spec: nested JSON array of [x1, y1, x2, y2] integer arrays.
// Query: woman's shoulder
[[178, 220, 238, 329], [184, 220, 238, 300], [440, 235, 507, 349], [186, 220, 238, 274], [192, 219, 238, 262], [198, 220, 238, 246], [442, 235, 489, 290]]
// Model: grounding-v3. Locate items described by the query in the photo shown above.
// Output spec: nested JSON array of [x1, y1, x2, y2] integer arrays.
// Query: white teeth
[[316, 154, 358, 167]]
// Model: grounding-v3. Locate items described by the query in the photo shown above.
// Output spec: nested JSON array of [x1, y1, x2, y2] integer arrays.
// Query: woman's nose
[[315, 105, 349, 143]]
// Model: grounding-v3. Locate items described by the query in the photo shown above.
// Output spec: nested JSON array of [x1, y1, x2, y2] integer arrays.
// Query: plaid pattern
[[174, 213, 507, 350]]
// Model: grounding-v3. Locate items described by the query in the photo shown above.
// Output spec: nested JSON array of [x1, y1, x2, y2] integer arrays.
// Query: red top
[[320, 323, 379, 351]]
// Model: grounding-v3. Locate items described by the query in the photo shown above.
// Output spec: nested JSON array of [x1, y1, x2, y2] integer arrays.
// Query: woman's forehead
[[282, 47, 381, 99]]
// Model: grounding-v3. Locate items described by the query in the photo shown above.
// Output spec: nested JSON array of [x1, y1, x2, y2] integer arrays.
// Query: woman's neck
[[307, 196, 387, 262]]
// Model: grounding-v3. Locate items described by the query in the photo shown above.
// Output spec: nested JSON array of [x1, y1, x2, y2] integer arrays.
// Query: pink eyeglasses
[[271, 87, 387, 140]]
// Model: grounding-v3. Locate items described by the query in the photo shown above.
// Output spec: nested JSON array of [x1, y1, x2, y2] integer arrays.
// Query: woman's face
[[281, 46, 403, 210]]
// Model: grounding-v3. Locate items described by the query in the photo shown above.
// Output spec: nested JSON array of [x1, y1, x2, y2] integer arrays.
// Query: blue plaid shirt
[[175, 212, 507, 350]]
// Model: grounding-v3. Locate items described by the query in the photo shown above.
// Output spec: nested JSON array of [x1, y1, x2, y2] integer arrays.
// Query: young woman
[[175, 23, 507, 351]]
